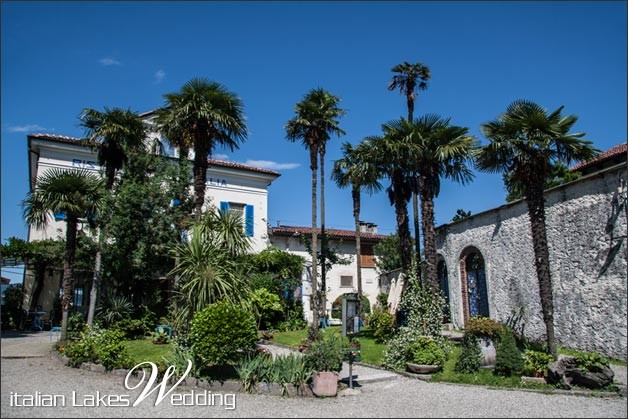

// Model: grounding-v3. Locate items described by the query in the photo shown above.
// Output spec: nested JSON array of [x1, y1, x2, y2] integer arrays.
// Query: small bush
[[139, 305, 157, 331], [67, 312, 87, 340], [382, 327, 418, 371], [97, 295, 133, 327], [152, 326, 170, 344], [250, 288, 283, 330], [574, 353, 610, 373], [409, 337, 446, 366], [465, 317, 504, 340], [303, 334, 344, 372], [64, 327, 131, 371], [277, 303, 307, 331], [494, 328, 523, 377], [523, 350, 553, 377], [376, 292, 389, 310], [455, 333, 482, 374], [368, 310, 395, 343], [111, 318, 148, 340], [190, 301, 257, 366]]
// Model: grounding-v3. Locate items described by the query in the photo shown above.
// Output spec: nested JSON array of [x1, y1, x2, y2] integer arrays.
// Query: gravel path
[[2, 355, 626, 418]]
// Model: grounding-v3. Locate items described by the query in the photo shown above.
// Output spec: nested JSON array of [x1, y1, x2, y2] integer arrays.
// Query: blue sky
[[2, 1, 626, 281]]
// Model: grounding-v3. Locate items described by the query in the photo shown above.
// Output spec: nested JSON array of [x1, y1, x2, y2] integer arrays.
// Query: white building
[[269, 223, 386, 322]]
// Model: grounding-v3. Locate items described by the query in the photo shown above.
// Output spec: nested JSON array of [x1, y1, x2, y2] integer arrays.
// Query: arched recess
[[459, 247, 489, 324], [437, 256, 451, 322]]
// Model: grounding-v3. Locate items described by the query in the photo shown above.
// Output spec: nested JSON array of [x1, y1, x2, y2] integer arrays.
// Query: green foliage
[[454, 333, 482, 374], [382, 327, 419, 371], [97, 295, 133, 327], [574, 353, 610, 373], [235, 353, 270, 393], [190, 301, 257, 366], [504, 162, 582, 202], [376, 292, 389, 309], [152, 326, 170, 344], [111, 318, 148, 340], [523, 350, 553, 377], [161, 340, 202, 379], [331, 294, 371, 319], [64, 327, 132, 371], [399, 262, 447, 337], [236, 352, 312, 396], [1, 286, 24, 329], [494, 328, 524, 377], [67, 312, 87, 340], [303, 334, 344, 372], [248, 247, 304, 290], [367, 310, 395, 343], [138, 305, 158, 332], [409, 337, 446, 365], [451, 209, 472, 222], [276, 302, 307, 332], [373, 234, 403, 273], [250, 288, 283, 330], [465, 317, 504, 340]]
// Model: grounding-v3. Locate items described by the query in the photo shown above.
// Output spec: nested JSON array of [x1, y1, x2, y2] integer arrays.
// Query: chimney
[[359, 221, 378, 234]]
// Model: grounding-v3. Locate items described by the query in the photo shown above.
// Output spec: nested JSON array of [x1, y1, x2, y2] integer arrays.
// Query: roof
[[270, 225, 387, 242], [28, 133, 280, 177], [571, 143, 627, 173]]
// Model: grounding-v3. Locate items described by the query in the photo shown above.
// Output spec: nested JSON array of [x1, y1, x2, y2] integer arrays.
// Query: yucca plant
[[96, 295, 133, 327]]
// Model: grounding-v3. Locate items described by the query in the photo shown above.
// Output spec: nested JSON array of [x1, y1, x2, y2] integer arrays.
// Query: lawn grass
[[125, 338, 173, 367], [272, 326, 387, 366]]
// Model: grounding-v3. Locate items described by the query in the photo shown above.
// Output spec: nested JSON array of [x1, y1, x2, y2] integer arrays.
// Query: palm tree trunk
[[412, 188, 422, 279], [352, 185, 363, 313], [392, 170, 412, 272], [60, 218, 78, 342], [526, 183, 558, 360], [193, 141, 210, 221], [319, 148, 327, 324], [309, 147, 320, 332], [87, 228, 103, 325], [29, 265, 45, 311], [407, 95, 414, 122], [419, 180, 439, 294]]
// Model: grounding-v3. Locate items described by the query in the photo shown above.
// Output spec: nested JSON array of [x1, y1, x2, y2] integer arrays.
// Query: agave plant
[[96, 295, 133, 327]]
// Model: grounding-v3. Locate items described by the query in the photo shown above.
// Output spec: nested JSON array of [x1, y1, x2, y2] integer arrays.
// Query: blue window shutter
[[245, 205, 254, 237], [54, 211, 66, 221], [220, 201, 230, 214]]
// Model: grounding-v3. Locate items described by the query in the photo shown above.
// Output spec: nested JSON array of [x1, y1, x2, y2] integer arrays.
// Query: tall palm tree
[[80, 107, 147, 325], [156, 78, 247, 221], [408, 115, 477, 293], [389, 61, 432, 271], [476, 100, 598, 359], [285, 88, 345, 331], [23, 169, 105, 342], [332, 141, 381, 312]]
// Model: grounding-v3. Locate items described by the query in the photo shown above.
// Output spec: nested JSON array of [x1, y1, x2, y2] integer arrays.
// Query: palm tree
[[332, 141, 381, 312], [80, 107, 147, 325], [476, 100, 598, 359], [409, 115, 477, 293], [285, 88, 345, 331], [23, 169, 105, 342], [389, 61, 432, 271], [155, 78, 247, 221]]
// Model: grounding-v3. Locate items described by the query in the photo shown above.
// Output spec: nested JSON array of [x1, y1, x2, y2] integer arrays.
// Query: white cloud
[[6, 124, 49, 133], [99, 57, 122, 66], [213, 153, 229, 160], [244, 160, 300, 170], [154, 69, 166, 83]]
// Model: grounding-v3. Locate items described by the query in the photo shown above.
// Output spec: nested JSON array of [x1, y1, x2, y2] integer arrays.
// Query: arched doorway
[[437, 258, 451, 322], [460, 247, 489, 323]]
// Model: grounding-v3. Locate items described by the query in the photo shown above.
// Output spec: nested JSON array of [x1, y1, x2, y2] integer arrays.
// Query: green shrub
[[399, 262, 447, 337], [368, 310, 395, 343], [277, 303, 307, 331], [111, 318, 148, 340], [97, 295, 133, 327], [250, 288, 283, 330], [465, 317, 504, 340], [574, 353, 610, 373], [454, 333, 482, 374], [67, 312, 86, 340], [376, 292, 389, 310], [235, 353, 270, 393], [409, 337, 447, 366], [190, 301, 257, 366], [523, 350, 553, 377], [494, 328, 523, 377], [162, 340, 203, 379], [303, 334, 344, 372], [382, 327, 419, 371], [152, 326, 170, 344], [64, 327, 131, 371], [139, 305, 158, 331]]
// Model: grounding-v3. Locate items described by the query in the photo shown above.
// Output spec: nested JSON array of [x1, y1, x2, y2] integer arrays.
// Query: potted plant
[[406, 337, 446, 374], [303, 335, 344, 397], [152, 326, 169, 344]]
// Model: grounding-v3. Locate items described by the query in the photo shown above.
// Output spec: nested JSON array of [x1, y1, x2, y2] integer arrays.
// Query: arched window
[[460, 247, 489, 323], [437, 258, 451, 322]]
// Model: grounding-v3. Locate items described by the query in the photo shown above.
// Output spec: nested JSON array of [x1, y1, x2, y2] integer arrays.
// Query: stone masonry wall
[[436, 164, 627, 360]]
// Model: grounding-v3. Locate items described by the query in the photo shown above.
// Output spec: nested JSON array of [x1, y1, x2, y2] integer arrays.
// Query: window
[[360, 245, 375, 268], [340, 275, 353, 288], [220, 202, 254, 237], [74, 288, 83, 307]]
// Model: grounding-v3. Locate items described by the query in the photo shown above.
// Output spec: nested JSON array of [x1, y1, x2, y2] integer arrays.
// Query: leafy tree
[[451, 209, 472, 222], [23, 169, 106, 341], [332, 141, 381, 312], [388, 60, 431, 273], [373, 234, 404, 274], [285, 88, 346, 331], [504, 162, 581, 202], [156, 78, 247, 221], [476, 100, 598, 359], [250, 288, 283, 330]]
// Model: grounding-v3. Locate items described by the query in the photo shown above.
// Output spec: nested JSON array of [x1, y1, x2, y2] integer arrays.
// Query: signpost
[[341, 294, 361, 389]]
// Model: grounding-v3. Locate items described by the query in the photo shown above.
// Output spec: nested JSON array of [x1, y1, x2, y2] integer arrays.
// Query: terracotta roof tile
[[270, 225, 387, 241], [571, 143, 627, 172]]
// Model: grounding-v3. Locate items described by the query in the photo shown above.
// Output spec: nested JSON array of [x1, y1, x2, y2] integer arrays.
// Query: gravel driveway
[[2, 355, 626, 418]]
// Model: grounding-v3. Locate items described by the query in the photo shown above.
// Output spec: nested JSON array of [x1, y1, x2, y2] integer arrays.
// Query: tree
[[80, 106, 147, 325], [156, 78, 247, 221], [476, 100, 598, 359], [285, 88, 345, 331], [388, 61, 432, 272], [332, 141, 381, 312], [409, 115, 476, 292], [504, 162, 581, 202], [451, 209, 472, 222], [23, 169, 105, 342], [373, 234, 403, 274]]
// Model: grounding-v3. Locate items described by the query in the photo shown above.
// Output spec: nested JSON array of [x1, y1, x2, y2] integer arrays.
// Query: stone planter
[[406, 363, 442, 374], [311, 371, 339, 397], [479, 337, 496, 370]]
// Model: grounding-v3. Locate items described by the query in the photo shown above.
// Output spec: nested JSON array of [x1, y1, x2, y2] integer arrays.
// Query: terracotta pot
[[311, 371, 339, 397]]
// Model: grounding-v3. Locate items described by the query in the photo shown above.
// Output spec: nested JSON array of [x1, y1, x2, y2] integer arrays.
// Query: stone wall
[[435, 164, 627, 360]]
